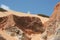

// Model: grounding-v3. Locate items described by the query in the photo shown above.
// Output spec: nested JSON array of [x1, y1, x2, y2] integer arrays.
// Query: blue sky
[[0, 0, 60, 16]]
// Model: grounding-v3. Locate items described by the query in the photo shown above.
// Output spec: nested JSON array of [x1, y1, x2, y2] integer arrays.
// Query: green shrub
[[0, 8, 7, 12], [37, 14, 49, 18]]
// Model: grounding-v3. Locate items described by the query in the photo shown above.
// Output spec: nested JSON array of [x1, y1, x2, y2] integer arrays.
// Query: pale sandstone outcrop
[[44, 2, 60, 40]]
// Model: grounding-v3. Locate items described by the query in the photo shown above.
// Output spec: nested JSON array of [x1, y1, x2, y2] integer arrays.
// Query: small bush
[[0, 8, 7, 12], [37, 14, 49, 18]]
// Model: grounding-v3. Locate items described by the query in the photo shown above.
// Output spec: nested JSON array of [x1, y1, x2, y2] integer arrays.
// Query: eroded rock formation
[[0, 9, 45, 40], [13, 15, 44, 34], [44, 2, 60, 40], [0, 2, 60, 40]]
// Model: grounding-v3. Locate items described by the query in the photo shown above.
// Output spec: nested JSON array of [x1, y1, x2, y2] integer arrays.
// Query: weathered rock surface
[[1, 2, 60, 40], [44, 2, 60, 40], [0, 8, 49, 40]]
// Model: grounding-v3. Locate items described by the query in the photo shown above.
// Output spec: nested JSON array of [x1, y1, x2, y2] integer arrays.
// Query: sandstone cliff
[[0, 7, 49, 40], [44, 2, 60, 40]]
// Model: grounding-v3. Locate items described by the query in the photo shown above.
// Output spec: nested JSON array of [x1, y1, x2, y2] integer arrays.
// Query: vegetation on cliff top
[[37, 14, 49, 18], [0, 8, 7, 12]]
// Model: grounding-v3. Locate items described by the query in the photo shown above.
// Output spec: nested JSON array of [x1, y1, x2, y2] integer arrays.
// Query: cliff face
[[0, 2, 60, 40], [44, 2, 60, 40], [0, 12, 45, 33], [0, 8, 49, 40]]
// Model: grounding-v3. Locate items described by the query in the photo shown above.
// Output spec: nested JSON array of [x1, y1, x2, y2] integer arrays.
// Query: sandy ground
[[31, 34, 43, 40]]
